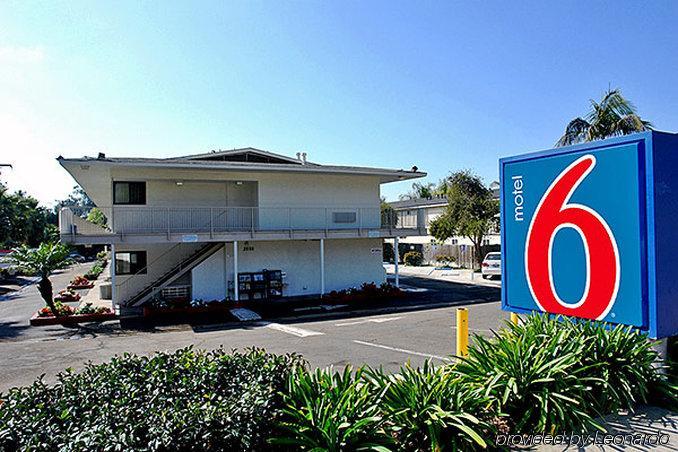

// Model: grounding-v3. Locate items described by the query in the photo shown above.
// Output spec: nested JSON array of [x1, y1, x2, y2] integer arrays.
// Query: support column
[[320, 239, 325, 296], [110, 244, 117, 311], [233, 241, 239, 302], [394, 236, 400, 288]]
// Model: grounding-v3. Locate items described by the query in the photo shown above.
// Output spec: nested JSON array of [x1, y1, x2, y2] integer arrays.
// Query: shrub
[[455, 315, 601, 433], [403, 251, 423, 266], [435, 254, 455, 264], [86, 207, 107, 227], [565, 320, 677, 413], [84, 263, 105, 280], [0, 348, 303, 451], [272, 366, 392, 450], [366, 361, 492, 451]]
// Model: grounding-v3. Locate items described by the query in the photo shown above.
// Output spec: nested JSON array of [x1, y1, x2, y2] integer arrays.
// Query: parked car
[[481, 252, 501, 279], [68, 252, 86, 263]]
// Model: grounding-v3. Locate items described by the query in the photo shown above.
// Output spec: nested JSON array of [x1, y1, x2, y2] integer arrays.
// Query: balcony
[[59, 206, 426, 244]]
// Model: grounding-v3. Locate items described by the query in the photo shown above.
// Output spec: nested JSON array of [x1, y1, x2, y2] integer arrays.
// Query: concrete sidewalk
[[539, 406, 677, 451], [384, 264, 501, 288]]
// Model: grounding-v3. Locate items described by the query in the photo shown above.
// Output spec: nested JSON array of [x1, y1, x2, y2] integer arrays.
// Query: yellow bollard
[[456, 308, 469, 357], [510, 312, 519, 326]]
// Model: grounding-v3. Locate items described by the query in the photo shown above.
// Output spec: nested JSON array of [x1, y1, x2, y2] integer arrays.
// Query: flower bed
[[53, 289, 81, 303], [67, 275, 94, 290], [30, 302, 115, 326], [324, 282, 403, 304], [143, 298, 233, 318]]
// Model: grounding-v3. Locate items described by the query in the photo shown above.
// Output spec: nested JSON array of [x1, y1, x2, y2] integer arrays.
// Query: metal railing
[[60, 205, 424, 236]]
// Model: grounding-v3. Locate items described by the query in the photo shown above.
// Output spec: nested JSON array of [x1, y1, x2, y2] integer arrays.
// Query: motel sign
[[500, 131, 678, 339]]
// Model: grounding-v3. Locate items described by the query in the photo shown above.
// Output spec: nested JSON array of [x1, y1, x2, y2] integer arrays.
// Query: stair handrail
[[126, 243, 222, 306], [114, 208, 233, 297]]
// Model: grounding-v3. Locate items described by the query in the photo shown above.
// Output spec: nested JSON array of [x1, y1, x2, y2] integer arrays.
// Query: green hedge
[[0, 348, 303, 451]]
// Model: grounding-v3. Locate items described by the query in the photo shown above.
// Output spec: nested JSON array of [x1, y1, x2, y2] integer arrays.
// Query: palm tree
[[556, 88, 652, 147], [7, 243, 73, 317], [399, 182, 436, 200]]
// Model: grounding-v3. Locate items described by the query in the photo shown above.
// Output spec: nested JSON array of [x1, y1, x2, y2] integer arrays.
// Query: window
[[333, 212, 357, 224], [113, 181, 146, 205], [115, 251, 147, 275]]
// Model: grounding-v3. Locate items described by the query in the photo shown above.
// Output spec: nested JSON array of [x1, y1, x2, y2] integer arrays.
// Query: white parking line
[[261, 322, 325, 338], [335, 316, 402, 327], [353, 340, 450, 361]]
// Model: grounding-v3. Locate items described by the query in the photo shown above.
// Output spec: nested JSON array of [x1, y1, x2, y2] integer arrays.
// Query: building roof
[[56, 148, 426, 183], [388, 196, 449, 209], [389, 182, 500, 209], [173, 147, 318, 166]]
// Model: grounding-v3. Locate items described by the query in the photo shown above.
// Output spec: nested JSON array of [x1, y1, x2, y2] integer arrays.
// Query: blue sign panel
[[500, 131, 678, 339]]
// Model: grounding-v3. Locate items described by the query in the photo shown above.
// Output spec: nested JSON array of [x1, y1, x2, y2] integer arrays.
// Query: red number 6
[[525, 154, 620, 320]]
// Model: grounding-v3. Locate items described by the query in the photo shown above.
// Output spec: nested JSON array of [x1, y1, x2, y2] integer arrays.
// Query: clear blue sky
[[1, 1, 676, 205]]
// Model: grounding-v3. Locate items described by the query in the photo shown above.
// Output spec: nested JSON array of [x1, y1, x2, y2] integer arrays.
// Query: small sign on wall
[[371, 248, 382, 254], [182, 234, 198, 242]]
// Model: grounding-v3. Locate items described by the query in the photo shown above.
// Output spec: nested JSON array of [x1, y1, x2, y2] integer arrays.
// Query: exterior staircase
[[124, 243, 223, 307]]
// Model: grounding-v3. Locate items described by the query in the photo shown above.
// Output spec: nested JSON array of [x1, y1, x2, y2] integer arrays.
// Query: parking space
[[0, 299, 507, 391]]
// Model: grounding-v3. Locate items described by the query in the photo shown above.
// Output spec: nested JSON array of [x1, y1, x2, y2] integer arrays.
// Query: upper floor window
[[113, 182, 146, 205]]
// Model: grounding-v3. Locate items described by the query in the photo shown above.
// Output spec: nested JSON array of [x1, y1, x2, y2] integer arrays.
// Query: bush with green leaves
[[366, 361, 493, 451], [272, 366, 392, 451], [455, 314, 678, 434], [566, 319, 676, 413], [0, 347, 303, 451], [403, 251, 423, 266], [84, 263, 104, 280], [455, 315, 602, 433]]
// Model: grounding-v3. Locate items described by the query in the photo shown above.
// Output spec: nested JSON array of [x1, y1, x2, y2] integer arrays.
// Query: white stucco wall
[[97, 167, 383, 232], [104, 167, 381, 209], [191, 245, 226, 300], [192, 238, 385, 300]]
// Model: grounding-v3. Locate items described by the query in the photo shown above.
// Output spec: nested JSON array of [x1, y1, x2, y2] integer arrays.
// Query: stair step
[[125, 243, 222, 306]]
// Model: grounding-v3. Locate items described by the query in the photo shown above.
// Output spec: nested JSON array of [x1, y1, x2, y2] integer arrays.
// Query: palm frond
[[558, 88, 652, 146], [556, 117, 590, 147]]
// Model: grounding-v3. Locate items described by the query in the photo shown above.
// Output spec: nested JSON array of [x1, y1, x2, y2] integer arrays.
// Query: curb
[[188, 298, 499, 332]]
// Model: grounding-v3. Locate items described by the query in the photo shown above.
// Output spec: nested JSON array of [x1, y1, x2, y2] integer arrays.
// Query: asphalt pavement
[[0, 262, 95, 342], [0, 271, 503, 391]]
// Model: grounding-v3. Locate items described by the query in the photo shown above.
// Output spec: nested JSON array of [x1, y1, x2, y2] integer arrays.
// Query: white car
[[481, 252, 501, 279]]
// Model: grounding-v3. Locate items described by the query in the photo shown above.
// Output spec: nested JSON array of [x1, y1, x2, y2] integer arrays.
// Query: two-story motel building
[[58, 148, 426, 314]]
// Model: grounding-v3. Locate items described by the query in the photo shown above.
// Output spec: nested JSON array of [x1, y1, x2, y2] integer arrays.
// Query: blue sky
[[1, 1, 677, 205]]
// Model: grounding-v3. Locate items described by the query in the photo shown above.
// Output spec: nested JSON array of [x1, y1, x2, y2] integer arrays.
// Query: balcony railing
[[60, 206, 423, 236]]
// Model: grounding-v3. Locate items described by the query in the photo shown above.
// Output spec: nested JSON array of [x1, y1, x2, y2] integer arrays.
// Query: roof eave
[[57, 157, 426, 182]]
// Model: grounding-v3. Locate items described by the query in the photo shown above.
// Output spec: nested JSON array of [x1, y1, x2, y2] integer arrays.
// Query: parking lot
[[0, 269, 503, 391]]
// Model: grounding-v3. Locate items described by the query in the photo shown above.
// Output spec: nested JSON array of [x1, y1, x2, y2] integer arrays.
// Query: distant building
[[386, 182, 500, 266]]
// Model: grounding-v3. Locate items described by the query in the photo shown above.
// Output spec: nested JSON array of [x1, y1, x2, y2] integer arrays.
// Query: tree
[[86, 207, 108, 228], [7, 243, 73, 317], [399, 182, 436, 200], [556, 88, 652, 147], [429, 171, 498, 269], [54, 186, 94, 210], [0, 182, 54, 247], [380, 197, 397, 227]]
